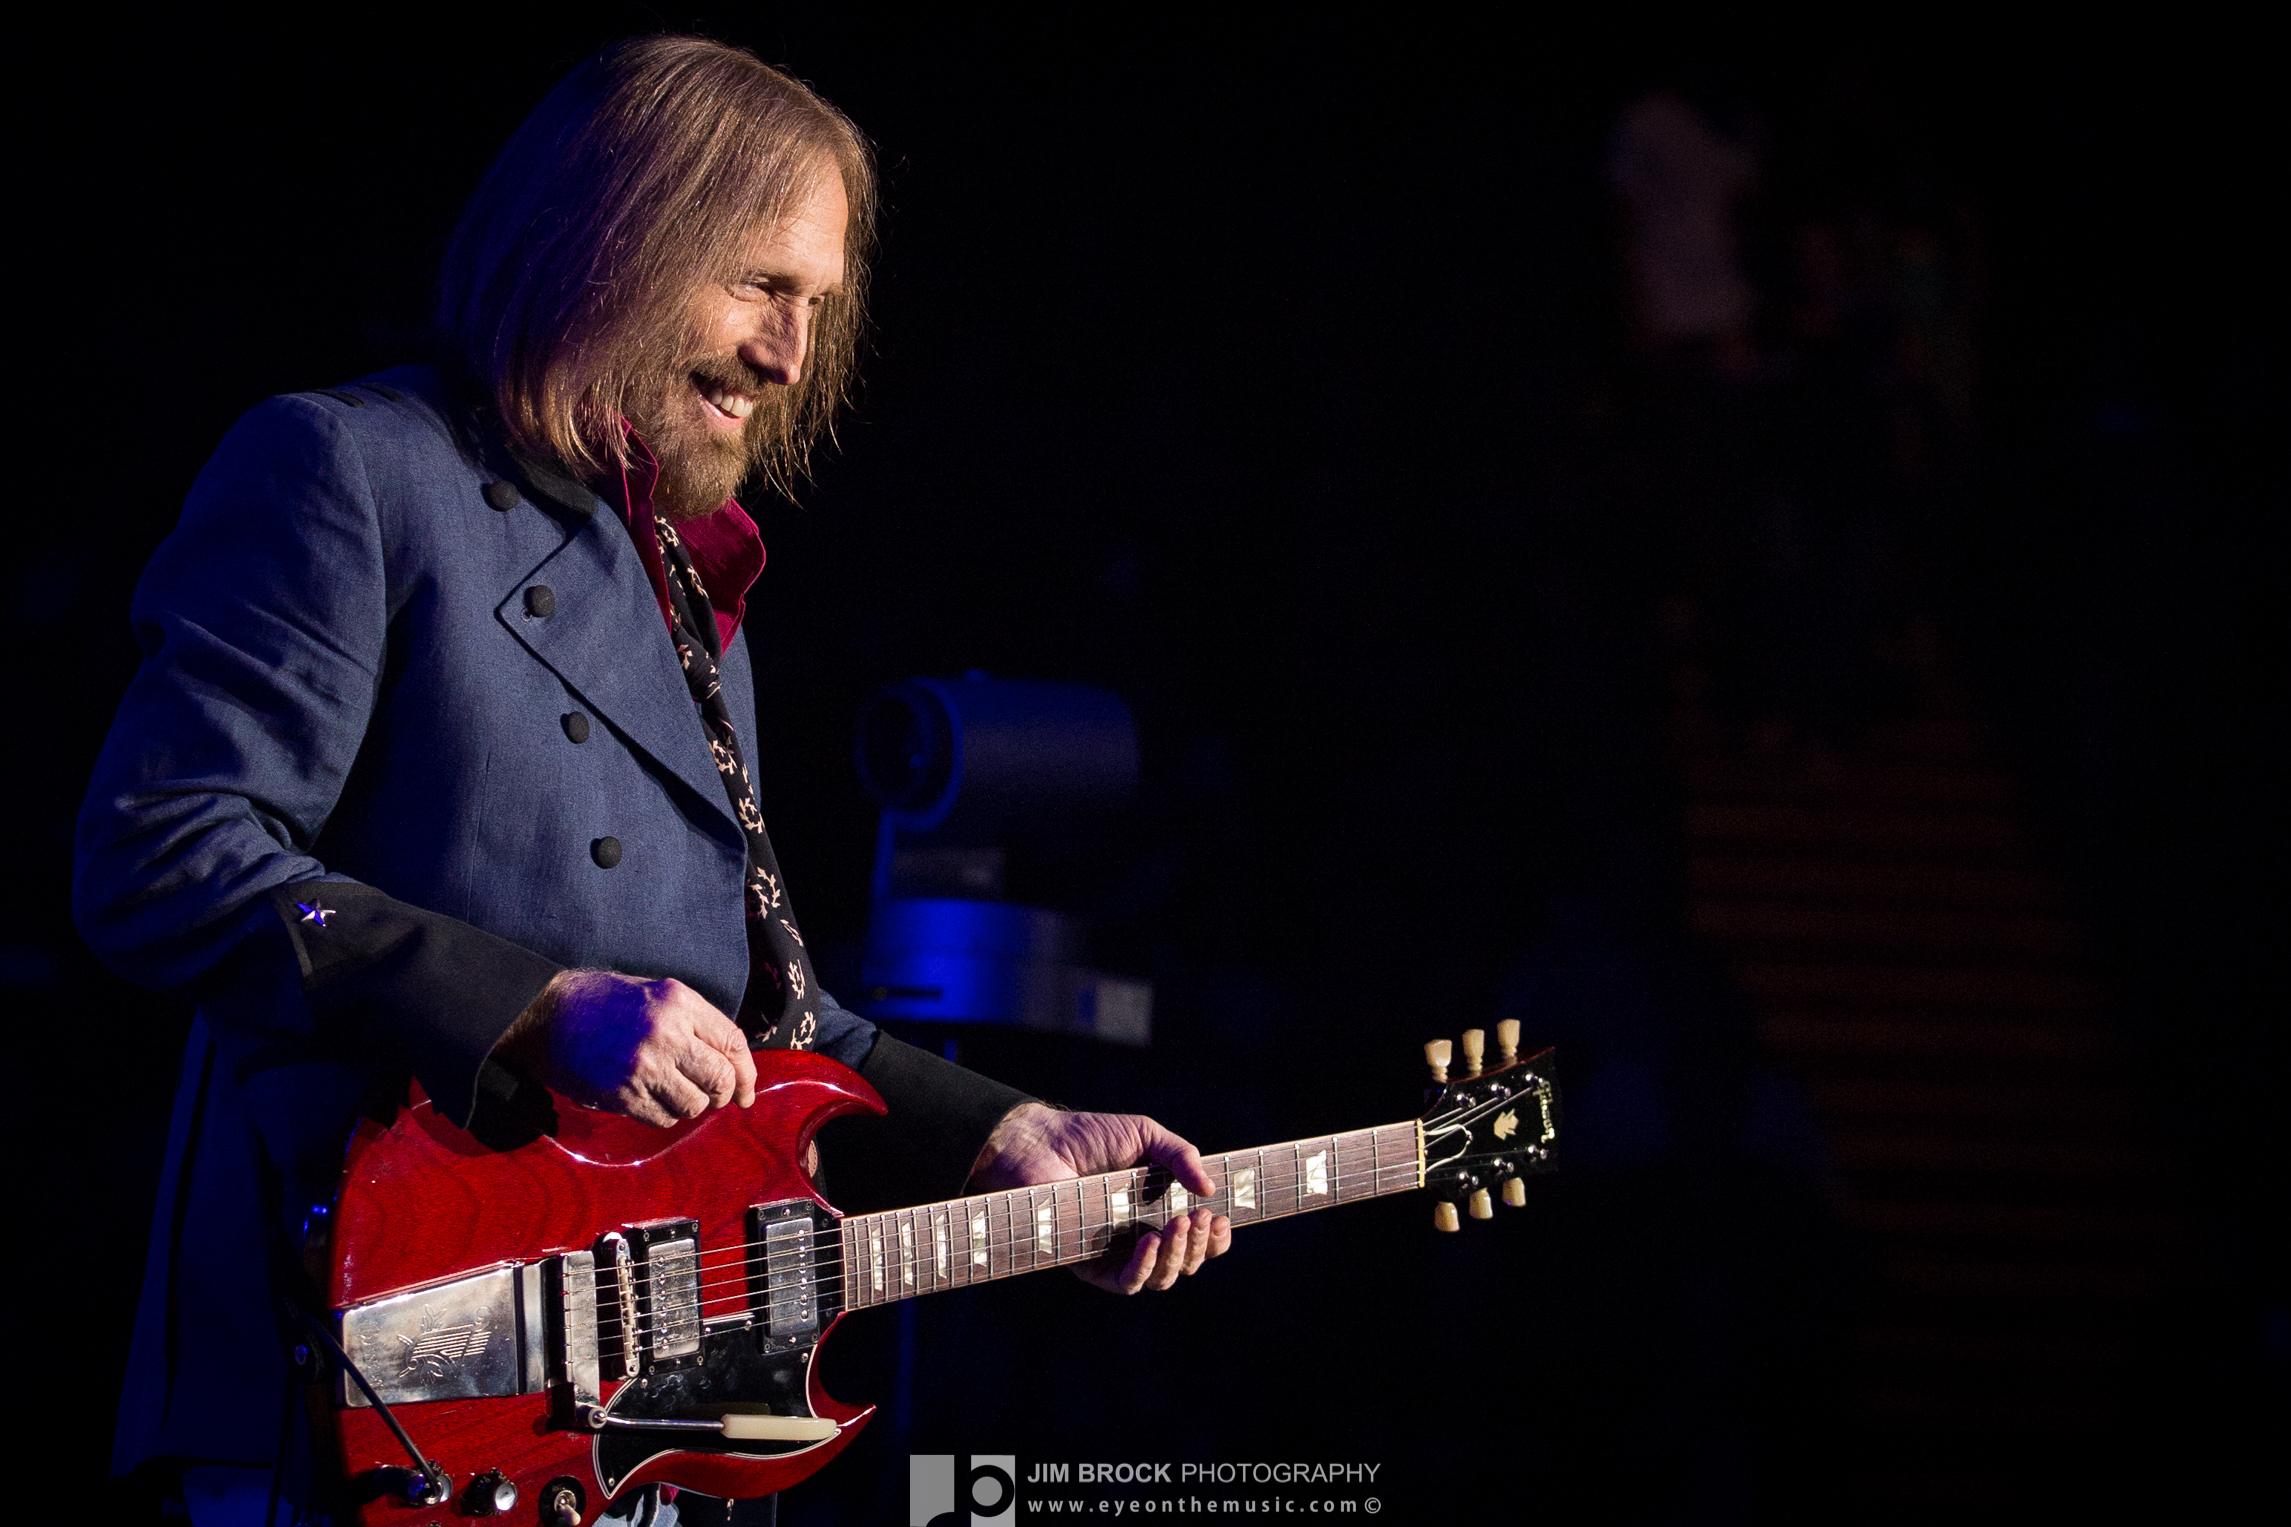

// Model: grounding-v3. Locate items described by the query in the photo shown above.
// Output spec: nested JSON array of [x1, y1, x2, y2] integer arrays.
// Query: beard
[[632, 354, 790, 522]]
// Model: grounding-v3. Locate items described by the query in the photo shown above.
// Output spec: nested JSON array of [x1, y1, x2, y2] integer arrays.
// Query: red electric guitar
[[313, 1025, 1556, 1523]]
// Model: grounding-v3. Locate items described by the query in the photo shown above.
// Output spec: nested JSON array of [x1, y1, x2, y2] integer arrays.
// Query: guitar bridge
[[594, 1219, 703, 1377]]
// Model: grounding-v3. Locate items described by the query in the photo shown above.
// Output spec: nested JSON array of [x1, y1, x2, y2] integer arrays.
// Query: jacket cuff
[[842, 1034, 1035, 1206], [267, 883, 562, 1127]]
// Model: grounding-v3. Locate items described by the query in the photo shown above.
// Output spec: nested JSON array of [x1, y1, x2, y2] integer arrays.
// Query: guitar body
[[313, 1030, 1557, 1524], [324, 1052, 883, 1525]]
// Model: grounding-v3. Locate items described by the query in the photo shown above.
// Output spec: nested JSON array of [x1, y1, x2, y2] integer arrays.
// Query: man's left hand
[[967, 1103, 1233, 1295]]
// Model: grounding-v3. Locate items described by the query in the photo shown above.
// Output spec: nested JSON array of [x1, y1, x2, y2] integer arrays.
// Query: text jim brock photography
[[912, 1455, 1386, 1523]]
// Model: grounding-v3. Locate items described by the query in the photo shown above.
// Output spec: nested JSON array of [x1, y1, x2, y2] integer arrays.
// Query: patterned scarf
[[652, 514, 818, 1050]]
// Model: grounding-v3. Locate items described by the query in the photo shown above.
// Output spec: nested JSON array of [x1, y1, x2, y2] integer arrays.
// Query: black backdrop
[[14, 13, 2276, 1524]]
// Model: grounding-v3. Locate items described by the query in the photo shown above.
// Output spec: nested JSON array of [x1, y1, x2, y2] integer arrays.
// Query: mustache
[[688, 356, 777, 400]]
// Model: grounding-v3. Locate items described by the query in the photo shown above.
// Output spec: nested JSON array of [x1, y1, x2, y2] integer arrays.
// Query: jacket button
[[591, 836, 622, 868], [525, 586, 556, 618], [562, 712, 591, 744], [482, 480, 520, 512]]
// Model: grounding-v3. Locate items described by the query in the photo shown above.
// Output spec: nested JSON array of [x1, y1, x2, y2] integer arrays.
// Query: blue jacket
[[77, 367, 1023, 1473]]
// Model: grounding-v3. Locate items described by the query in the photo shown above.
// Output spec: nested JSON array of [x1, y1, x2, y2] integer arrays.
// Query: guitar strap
[[653, 513, 821, 1052]]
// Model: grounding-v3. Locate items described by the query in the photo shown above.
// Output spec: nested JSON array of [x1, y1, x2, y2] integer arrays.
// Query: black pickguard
[[594, 1328, 827, 1495]]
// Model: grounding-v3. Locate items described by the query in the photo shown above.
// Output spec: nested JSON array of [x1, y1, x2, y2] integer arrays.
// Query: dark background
[[13, 12, 2277, 1524]]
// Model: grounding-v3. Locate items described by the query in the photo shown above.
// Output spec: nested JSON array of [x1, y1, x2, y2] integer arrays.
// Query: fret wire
[[678, 1126, 1414, 1288], [618, 1153, 1429, 1318], [635, 1148, 1430, 1308], [616, 1124, 1433, 1302], [832, 1126, 1434, 1301], [826, 1190, 1435, 1304]]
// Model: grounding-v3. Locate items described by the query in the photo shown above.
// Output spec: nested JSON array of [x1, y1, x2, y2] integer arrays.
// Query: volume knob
[[470, 1471, 518, 1516]]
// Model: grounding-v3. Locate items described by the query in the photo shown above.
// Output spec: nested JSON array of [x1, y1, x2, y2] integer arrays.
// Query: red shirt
[[612, 431, 766, 649]]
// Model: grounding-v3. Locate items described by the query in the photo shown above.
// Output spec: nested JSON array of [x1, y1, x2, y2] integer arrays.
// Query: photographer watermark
[[912, 1454, 1383, 1522]]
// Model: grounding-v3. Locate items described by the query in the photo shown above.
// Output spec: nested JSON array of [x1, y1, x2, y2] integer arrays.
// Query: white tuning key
[[1468, 1188, 1493, 1220], [1424, 1039, 1452, 1084], [1502, 1177, 1526, 1208], [1433, 1201, 1461, 1233], [1495, 1019, 1520, 1066], [1460, 1029, 1485, 1077]]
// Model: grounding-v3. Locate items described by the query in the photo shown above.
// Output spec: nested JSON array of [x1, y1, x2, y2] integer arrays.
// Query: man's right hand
[[503, 970, 757, 1126]]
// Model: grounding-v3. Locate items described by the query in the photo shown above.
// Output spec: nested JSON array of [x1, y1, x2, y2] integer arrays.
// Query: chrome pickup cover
[[761, 1213, 818, 1338], [338, 1262, 548, 1407], [645, 1235, 702, 1361]]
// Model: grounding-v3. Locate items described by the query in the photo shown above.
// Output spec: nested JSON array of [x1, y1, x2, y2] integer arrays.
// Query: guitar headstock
[[1415, 1021, 1558, 1230]]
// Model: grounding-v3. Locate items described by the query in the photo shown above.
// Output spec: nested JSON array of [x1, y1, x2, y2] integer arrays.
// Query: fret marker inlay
[[1036, 1203, 1054, 1252], [1232, 1168, 1256, 1209], [869, 1230, 884, 1294], [899, 1219, 915, 1287], [971, 1213, 987, 1268], [1305, 1151, 1328, 1197], [1167, 1185, 1189, 1215]]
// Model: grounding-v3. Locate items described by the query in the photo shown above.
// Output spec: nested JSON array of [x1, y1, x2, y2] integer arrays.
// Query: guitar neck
[[838, 1121, 1423, 1309]]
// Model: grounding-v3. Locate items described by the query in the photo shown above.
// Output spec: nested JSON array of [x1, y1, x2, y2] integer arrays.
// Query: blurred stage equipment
[[854, 673, 1150, 1044]]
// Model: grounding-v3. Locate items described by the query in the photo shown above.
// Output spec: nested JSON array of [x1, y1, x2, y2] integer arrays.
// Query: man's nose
[[738, 305, 810, 387]]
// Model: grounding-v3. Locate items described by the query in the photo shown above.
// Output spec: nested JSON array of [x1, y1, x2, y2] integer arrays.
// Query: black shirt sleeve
[[267, 882, 562, 1127], [819, 1033, 1036, 1210]]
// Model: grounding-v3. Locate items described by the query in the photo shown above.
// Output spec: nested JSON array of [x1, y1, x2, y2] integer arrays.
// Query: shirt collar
[[611, 427, 767, 648]]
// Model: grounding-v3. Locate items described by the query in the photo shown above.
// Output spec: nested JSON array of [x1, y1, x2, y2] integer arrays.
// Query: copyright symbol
[[1365, 1500, 1381, 1514]]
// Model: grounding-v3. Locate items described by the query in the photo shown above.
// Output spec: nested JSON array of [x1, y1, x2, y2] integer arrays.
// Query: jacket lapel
[[495, 492, 738, 839]]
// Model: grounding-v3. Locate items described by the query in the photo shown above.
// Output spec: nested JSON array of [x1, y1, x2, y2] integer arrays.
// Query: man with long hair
[[79, 37, 1229, 1526]]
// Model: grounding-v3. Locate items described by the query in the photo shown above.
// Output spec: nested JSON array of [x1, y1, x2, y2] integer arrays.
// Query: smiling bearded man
[[79, 36, 1229, 1527]]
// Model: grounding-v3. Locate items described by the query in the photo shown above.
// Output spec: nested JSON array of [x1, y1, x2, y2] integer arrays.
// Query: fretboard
[[838, 1122, 1422, 1308]]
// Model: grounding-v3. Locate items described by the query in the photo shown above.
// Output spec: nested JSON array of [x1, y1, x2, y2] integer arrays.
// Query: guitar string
[[590, 1133, 1427, 1283], [384, 1090, 1537, 1315], [573, 1152, 1424, 1295], [572, 1158, 1429, 1318], [586, 1149, 1432, 1288], [556, 1102, 1545, 1331], [374, 1119, 1511, 1331], [515, 1101, 1518, 1304], [568, 1158, 1443, 1327], [670, 1092, 1531, 1279]]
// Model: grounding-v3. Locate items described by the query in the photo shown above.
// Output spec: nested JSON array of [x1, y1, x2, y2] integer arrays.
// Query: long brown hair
[[437, 36, 876, 496]]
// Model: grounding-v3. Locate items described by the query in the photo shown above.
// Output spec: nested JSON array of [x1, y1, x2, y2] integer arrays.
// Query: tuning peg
[[1424, 1039, 1452, 1083], [1496, 1019, 1519, 1066], [1432, 1200, 1461, 1233], [1460, 1029, 1485, 1077], [1502, 1177, 1526, 1208], [1468, 1188, 1493, 1220]]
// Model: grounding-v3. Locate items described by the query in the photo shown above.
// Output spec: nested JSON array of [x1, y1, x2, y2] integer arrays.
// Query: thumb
[[1138, 1118, 1216, 1198]]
